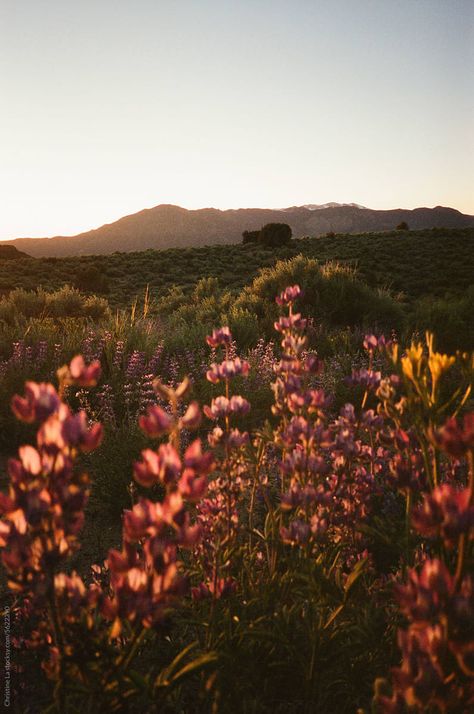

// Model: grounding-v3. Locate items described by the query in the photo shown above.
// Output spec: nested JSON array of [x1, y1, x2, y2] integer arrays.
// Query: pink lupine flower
[[395, 560, 455, 621], [363, 334, 389, 353], [274, 313, 307, 333], [388, 452, 426, 492], [61, 412, 103, 452], [412, 484, 474, 547], [178, 470, 207, 502], [11, 382, 60, 423], [206, 326, 232, 348], [139, 404, 172, 437], [430, 412, 474, 458], [122, 500, 165, 542], [203, 396, 232, 420], [133, 444, 182, 488], [280, 519, 311, 545], [275, 284, 302, 306], [68, 355, 101, 387], [206, 357, 250, 383], [229, 395, 251, 416], [347, 368, 382, 390], [227, 429, 249, 449], [208, 426, 224, 446], [182, 439, 214, 473]]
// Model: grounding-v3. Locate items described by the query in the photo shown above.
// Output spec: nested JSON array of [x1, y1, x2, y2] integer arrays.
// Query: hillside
[[4, 204, 474, 257], [1, 227, 472, 310], [0, 245, 30, 260]]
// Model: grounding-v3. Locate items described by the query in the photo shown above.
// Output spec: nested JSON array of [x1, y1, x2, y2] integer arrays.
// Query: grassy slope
[[0, 227, 472, 309]]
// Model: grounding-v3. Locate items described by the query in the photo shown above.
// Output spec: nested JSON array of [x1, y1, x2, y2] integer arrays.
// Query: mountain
[[0, 245, 31, 260], [4, 204, 474, 258]]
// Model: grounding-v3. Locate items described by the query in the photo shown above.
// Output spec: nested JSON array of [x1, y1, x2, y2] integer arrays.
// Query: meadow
[[0, 229, 472, 713]]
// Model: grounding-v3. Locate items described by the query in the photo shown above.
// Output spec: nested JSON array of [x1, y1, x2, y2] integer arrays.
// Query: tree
[[396, 221, 409, 231], [242, 230, 260, 244], [258, 223, 292, 247]]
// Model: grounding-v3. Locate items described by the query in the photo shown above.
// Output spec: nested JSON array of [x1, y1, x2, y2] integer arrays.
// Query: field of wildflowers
[[0, 283, 473, 713]]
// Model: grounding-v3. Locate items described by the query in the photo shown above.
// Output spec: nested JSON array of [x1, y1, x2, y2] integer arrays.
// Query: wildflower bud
[[280, 519, 311, 545], [274, 314, 307, 334], [133, 444, 182, 488], [61, 412, 103, 452], [67, 355, 101, 387], [412, 484, 474, 547], [208, 426, 224, 446], [11, 382, 60, 423], [229, 395, 251, 415], [206, 326, 232, 348], [139, 405, 172, 437], [429, 413, 474, 459], [191, 582, 212, 601], [363, 334, 379, 353], [227, 429, 249, 449], [275, 285, 302, 306], [203, 396, 231, 420]]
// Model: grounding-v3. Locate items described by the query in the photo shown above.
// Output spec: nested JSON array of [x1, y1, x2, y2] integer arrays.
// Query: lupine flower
[[206, 326, 232, 348], [206, 357, 250, 384], [274, 313, 307, 334], [347, 368, 382, 390], [203, 395, 251, 420], [280, 519, 311, 545], [275, 284, 302, 306], [139, 404, 172, 437], [430, 412, 474, 458], [67, 355, 101, 387], [412, 484, 474, 547], [11, 382, 60, 423], [133, 444, 182, 488], [363, 334, 389, 353], [395, 560, 455, 621]]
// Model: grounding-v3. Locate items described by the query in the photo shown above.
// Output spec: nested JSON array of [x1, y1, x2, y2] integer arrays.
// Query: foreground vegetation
[[0, 228, 472, 712], [0, 281, 473, 713]]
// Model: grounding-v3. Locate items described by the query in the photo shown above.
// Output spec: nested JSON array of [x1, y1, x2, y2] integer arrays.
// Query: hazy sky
[[1, 0, 473, 240]]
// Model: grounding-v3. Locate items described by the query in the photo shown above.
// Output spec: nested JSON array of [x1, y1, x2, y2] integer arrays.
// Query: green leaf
[[343, 557, 368, 600]]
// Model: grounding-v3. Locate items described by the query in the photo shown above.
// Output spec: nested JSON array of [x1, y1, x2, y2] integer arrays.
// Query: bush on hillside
[[412, 288, 474, 352], [75, 265, 110, 294], [0, 286, 110, 324], [235, 255, 404, 337], [396, 221, 409, 231]]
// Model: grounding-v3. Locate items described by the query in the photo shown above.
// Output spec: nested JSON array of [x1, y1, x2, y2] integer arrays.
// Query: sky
[[0, 0, 473, 240]]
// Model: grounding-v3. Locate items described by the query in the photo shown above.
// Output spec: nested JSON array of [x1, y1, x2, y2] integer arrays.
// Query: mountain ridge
[[4, 203, 474, 258]]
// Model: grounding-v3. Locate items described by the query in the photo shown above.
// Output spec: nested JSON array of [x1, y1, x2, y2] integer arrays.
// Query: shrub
[[235, 255, 404, 335], [259, 222, 292, 247], [242, 230, 260, 244], [83, 295, 110, 320], [47, 285, 90, 317], [412, 288, 474, 351], [6, 287, 48, 318], [75, 265, 110, 294], [396, 221, 409, 230]]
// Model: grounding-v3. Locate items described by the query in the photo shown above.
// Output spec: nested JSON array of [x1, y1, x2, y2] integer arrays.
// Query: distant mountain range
[[4, 203, 474, 258]]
